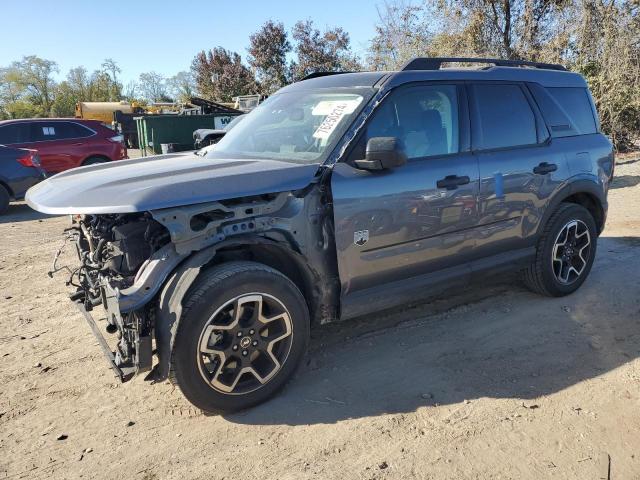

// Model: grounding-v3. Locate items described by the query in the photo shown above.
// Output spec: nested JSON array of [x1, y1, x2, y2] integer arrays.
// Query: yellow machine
[[75, 101, 141, 124]]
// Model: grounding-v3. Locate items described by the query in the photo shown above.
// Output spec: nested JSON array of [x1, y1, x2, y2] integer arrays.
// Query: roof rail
[[401, 57, 567, 72]]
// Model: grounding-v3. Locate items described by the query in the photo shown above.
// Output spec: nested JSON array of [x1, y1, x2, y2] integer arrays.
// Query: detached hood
[[26, 153, 320, 214]]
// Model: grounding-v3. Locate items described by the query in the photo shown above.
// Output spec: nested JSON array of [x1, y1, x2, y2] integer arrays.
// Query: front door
[[331, 83, 480, 298]]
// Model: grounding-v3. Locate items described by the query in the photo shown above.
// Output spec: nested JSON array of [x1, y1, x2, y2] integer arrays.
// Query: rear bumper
[[9, 170, 43, 200]]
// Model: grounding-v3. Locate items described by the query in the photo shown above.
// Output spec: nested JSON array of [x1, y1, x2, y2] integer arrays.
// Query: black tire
[[523, 203, 598, 296], [83, 156, 107, 166], [169, 261, 310, 413], [0, 185, 9, 215]]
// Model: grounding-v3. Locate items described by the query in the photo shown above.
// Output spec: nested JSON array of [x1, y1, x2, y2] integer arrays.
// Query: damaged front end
[[53, 186, 339, 383], [58, 212, 173, 380]]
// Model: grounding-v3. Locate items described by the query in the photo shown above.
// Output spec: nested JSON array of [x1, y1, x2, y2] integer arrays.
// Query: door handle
[[533, 162, 557, 175], [436, 175, 471, 190]]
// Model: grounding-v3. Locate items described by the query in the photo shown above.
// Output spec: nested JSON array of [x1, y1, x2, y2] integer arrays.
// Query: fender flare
[[536, 178, 607, 236], [152, 247, 217, 381], [151, 235, 313, 381]]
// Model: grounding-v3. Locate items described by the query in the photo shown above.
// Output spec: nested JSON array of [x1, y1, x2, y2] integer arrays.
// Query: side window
[[351, 84, 459, 161], [55, 122, 95, 139], [31, 123, 59, 141], [0, 123, 33, 144], [527, 83, 576, 136], [472, 84, 538, 149], [547, 87, 597, 135]]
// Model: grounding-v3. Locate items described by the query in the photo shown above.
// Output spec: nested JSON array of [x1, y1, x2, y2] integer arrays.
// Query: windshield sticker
[[312, 99, 362, 140]]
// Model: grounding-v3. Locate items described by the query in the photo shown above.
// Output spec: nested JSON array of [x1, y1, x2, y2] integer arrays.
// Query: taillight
[[108, 134, 124, 144], [16, 152, 36, 167]]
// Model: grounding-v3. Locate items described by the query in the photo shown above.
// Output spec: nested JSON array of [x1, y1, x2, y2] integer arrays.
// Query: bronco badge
[[354, 230, 369, 246]]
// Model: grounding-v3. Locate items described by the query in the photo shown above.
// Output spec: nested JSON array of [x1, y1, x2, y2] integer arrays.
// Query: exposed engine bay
[[60, 213, 171, 378], [53, 186, 339, 382]]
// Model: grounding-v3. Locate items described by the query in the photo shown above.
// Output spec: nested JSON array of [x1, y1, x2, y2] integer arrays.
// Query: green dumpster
[[135, 114, 239, 156]]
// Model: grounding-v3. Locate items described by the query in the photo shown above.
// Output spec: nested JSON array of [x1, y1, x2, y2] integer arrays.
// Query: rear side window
[[31, 123, 59, 141], [472, 84, 537, 149], [30, 121, 94, 141], [0, 123, 33, 144], [56, 122, 95, 139], [547, 87, 597, 135]]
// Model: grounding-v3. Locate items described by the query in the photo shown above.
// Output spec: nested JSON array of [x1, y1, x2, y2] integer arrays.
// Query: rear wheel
[[169, 261, 310, 413], [523, 203, 597, 296], [0, 185, 9, 214]]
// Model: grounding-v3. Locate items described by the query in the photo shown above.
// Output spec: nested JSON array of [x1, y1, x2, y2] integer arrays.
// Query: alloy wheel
[[551, 219, 592, 285], [197, 293, 293, 395]]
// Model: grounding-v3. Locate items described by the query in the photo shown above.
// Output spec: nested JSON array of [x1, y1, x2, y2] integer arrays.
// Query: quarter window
[[472, 84, 537, 149], [547, 87, 597, 134]]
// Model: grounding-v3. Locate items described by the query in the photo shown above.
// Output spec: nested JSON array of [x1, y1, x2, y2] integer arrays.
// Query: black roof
[[283, 57, 586, 92], [400, 57, 567, 71], [282, 72, 389, 92]]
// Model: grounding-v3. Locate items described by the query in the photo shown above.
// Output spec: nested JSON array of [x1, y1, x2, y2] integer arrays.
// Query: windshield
[[206, 89, 372, 164]]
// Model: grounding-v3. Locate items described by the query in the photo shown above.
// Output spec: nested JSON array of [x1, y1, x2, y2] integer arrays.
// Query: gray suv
[[27, 57, 614, 412]]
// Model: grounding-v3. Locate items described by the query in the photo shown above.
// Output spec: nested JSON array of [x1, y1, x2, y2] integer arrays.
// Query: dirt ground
[[1, 156, 639, 480]]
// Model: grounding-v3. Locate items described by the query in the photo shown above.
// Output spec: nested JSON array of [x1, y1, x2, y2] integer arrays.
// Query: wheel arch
[[82, 154, 111, 165], [0, 180, 14, 199], [539, 179, 607, 235], [205, 237, 321, 319], [152, 235, 323, 382]]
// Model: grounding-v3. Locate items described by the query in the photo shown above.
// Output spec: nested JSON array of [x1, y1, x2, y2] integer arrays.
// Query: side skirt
[[339, 247, 535, 321]]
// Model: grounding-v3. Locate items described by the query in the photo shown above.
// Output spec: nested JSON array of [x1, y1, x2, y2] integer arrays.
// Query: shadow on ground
[[611, 174, 640, 189], [0, 202, 55, 224], [225, 236, 640, 426]]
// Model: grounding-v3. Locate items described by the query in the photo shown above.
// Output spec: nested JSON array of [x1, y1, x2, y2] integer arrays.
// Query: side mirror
[[354, 137, 407, 171]]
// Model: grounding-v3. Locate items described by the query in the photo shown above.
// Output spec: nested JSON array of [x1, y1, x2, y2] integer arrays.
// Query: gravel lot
[[1, 155, 639, 479]]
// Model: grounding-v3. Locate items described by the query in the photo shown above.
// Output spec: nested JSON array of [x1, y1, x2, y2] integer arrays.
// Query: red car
[[0, 118, 127, 173]]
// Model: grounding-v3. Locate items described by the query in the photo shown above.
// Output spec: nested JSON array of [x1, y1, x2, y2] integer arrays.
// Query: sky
[[1, 0, 382, 85]]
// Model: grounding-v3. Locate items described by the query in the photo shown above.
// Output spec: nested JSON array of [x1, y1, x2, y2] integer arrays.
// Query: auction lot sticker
[[312, 98, 362, 140]]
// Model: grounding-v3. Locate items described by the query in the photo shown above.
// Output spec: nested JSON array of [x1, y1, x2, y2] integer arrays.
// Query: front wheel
[[169, 261, 310, 413], [523, 203, 598, 296]]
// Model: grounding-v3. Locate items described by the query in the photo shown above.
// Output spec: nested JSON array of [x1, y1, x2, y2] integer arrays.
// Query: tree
[[88, 70, 115, 102], [101, 58, 122, 100], [573, 0, 640, 149], [290, 20, 362, 80], [248, 20, 292, 94], [426, 0, 569, 60], [368, 0, 640, 151], [122, 80, 140, 102], [51, 65, 124, 116], [66, 67, 90, 100], [138, 71, 168, 102], [167, 71, 196, 102], [20, 55, 58, 116], [0, 55, 58, 117], [368, 1, 432, 70], [191, 47, 258, 102], [0, 67, 26, 118]]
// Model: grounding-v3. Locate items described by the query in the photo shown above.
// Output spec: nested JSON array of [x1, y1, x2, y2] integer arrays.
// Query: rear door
[[331, 83, 479, 296], [468, 82, 569, 257], [29, 121, 96, 172]]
